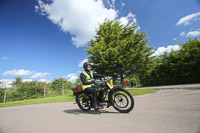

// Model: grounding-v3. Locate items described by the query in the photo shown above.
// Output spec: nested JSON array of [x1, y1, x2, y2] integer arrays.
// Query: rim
[[113, 92, 129, 108], [79, 94, 90, 110]]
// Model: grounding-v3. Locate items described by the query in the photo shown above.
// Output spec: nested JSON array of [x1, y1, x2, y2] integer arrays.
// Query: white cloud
[[151, 45, 181, 57], [78, 58, 89, 68], [0, 79, 33, 88], [119, 12, 134, 26], [119, 12, 140, 32], [2, 69, 34, 77], [104, 0, 116, 9], [35, 5, 39, 10], [64, 73, 78, 83], [38, 79, 50, 83], [0, 79, 15, 88], [180, 31, 185, 37], [23, 79, 33, 82], [2, 69, 51, 80], [30, 72, 51, 79], [0, 57, 8, 60], [36, 0, 118, 47], [121, 1, 125, 7], [186, 31, 200, 37], [176, 12, 200, 26]]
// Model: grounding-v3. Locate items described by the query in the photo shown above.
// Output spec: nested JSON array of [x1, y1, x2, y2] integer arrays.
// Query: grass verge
[[128, 89, 157, 96], [0, 89, 156, 108], [0, 95, 74, 108]]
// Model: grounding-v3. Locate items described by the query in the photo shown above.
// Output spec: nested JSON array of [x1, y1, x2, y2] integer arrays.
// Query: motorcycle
[[71, 77, 134, 113]]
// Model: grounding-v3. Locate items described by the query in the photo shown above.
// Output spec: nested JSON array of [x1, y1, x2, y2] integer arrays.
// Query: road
[[0, 89, 200, 133], [127, 83, 200, 90]]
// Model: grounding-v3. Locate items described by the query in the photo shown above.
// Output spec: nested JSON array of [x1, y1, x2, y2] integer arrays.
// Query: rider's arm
[[80, 73, 91, 85], [93, 73, 104, 79]]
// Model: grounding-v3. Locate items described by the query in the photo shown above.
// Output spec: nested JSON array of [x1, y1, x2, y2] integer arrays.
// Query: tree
[[0, 79, 4, 102], [12, 77, 22, 87], [0, 89, 4, 102], [16, 81, 45, 100], [74, 77, 81, 86], [50, 78, 65, 94], [142, 38, 200, 86], [176, 38, 200, 83], [50, 78, 74, 95], [86, 20, 155, 84]]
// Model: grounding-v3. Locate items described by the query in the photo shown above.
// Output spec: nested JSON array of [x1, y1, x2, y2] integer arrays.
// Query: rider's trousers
[[85, 87, 97, 106]]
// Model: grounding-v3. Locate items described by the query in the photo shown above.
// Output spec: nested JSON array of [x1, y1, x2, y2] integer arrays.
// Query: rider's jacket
[[80, 70, 104, 90], [81, 70, 93, 90]]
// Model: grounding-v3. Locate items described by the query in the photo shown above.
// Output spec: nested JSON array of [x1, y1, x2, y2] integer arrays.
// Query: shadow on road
[[196, 127, 200, 133], [0, 128, 4, 133], [63, 109, 120, 115]]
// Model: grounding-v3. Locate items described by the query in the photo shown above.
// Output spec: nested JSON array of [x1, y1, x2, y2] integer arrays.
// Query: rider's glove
[[90, 80, 95, 84]]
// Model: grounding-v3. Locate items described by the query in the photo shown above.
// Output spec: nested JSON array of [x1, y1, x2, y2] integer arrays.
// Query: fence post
[[62, 82, 64, 96], [44, 84, 46, 98], [3, 87, 7, 103]]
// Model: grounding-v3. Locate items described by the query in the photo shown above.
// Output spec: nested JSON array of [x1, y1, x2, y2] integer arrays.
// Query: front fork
[[107, 89, 115, 107]]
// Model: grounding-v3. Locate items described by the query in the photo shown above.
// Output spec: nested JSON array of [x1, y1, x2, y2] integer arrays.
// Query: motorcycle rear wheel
[[76, 93, 91, 111], [111, 88, 134, 113]]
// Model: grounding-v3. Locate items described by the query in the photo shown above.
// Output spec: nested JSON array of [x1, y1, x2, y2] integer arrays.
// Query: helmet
[[83, 62, 91, 70]]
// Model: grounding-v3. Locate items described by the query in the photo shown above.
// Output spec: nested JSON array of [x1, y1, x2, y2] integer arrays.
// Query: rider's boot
[[93, 102, 99, 110], [99, 102, 107, 106]]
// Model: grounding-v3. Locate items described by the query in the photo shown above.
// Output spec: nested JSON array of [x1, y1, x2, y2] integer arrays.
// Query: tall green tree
[[143, 38, 200, 86], [86, 20, 155, 83], [176, 38, 200, 83]]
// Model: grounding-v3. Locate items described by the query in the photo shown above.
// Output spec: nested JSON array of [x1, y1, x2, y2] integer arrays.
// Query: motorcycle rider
[[80, 62, 104, 110]]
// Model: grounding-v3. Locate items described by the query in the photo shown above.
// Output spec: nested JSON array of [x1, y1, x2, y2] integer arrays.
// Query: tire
[[76, 93, 91, 111], [111, 88, 134, 113]]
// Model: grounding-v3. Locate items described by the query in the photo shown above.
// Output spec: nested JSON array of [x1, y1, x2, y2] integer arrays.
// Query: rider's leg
[[98, 90, 107, 106], [85, 87, 98, 109], [99, 90, 104, 102]]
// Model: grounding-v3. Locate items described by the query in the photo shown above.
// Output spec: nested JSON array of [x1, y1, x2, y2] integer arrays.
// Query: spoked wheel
[[76, 93, 91, 111], [114, 93, 129, 108], [111, 88, 134, 113]]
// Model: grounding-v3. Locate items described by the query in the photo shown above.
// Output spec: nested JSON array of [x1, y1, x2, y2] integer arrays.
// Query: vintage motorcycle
[[72, 77, 134, 113]]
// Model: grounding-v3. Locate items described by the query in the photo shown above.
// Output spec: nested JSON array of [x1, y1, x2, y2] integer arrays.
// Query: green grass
[[0, 95, 75, 108], [0, 89, 156, 108], [128, 89, 157, 96]]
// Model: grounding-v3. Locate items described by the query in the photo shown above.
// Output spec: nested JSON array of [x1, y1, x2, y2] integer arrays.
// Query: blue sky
[[0, 0, 200, 85]]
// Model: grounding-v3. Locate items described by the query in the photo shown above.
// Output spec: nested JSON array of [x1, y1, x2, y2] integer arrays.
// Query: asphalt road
[[127, 84, 200, 90], [0, 89, 200, 133]]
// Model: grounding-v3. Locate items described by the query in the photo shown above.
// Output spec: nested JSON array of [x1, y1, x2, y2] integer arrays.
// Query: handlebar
[[94, 76, 112, 84]]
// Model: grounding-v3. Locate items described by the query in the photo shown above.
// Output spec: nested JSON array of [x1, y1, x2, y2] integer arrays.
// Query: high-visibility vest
[[81, 71, 93, 90]]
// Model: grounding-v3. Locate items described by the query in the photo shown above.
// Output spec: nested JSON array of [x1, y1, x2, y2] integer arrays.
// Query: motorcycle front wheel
[[111, 88, 134, 113], [76, 92, 91, 111]]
